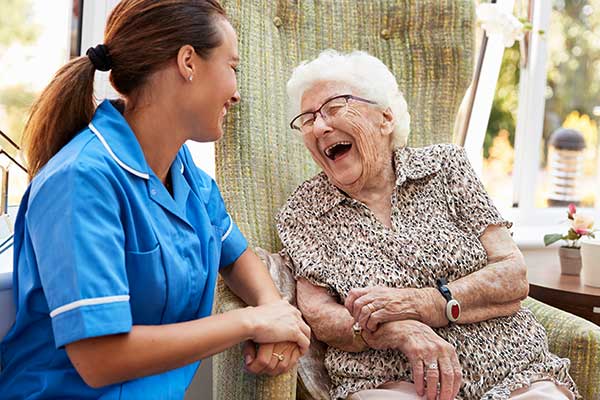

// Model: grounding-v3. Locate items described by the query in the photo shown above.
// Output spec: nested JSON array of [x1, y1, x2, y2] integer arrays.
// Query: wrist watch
[[435, 277, 461, 323]]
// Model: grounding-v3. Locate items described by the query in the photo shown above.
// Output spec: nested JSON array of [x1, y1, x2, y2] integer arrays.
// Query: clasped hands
[[345, 286, 462, 400], [242, 340, 302, 376]]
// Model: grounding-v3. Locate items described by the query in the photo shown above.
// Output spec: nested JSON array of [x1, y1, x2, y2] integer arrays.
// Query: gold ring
[[272, 352, 285, 361]]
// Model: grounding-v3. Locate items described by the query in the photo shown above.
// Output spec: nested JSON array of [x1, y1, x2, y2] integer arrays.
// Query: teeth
[[324, 141, 351, 157]]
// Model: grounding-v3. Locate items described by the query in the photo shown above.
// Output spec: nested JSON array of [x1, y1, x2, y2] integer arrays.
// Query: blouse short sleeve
[[26, 163, 131, 348], [443, 145, 512, 237], [277, 191, 332, 291]]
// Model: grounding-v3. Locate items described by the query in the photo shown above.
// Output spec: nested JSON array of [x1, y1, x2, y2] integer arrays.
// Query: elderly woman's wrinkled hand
[[362, 320, 462, 400], [345, 286, 445, 332]]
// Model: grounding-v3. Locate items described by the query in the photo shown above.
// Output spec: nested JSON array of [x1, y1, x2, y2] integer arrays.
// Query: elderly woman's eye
[[301, 117, 315, 127], [324, 103, 345, 116]]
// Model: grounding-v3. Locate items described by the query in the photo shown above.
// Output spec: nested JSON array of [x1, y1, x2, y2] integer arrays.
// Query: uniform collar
[[88, 100, 150, 179], [313, 146, 443, 217]]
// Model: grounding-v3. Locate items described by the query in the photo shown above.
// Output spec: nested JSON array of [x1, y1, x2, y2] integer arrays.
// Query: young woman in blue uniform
[[0, 1, 310, 398]]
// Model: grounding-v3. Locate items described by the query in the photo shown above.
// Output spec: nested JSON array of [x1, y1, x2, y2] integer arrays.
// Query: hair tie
[[86, 44, 112, 71]]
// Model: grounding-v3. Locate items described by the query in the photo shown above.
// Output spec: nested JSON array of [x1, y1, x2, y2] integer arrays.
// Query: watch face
[[446, 299, 461, 322]]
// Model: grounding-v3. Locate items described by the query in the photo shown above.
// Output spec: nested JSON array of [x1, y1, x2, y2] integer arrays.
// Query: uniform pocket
[[125, 244, 166, 324]]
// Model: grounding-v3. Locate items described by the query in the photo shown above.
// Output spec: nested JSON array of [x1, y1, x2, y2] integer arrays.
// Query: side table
[[527, 262, 600, 325]]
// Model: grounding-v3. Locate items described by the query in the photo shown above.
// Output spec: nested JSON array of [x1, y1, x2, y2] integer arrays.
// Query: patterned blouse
[[277, 144, 578, 400]]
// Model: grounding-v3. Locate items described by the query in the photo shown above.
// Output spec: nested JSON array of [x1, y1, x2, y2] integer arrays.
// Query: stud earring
[[188, 75, 193, 82]]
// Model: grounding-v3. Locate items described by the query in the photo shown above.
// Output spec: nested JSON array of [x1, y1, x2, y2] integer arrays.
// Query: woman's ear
[[380, 108, 395, 136], [176, 45, 196, 82]]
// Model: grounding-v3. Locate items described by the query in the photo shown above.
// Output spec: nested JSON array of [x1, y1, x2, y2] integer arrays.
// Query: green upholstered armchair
[[212, 1, 600, 399]]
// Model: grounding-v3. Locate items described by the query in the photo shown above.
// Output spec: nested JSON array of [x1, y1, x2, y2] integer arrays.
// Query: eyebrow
[[230, 56, 240, 63]]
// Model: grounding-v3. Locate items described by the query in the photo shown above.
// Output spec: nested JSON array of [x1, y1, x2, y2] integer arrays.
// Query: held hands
[[345, 286, 446, 332], [242, 341, 301, 376], [362, 320, 462, 400], [247, 299, 311, 353]]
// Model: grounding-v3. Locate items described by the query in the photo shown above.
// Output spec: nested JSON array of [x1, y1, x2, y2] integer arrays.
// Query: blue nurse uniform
[[0, 100, 248, 399]]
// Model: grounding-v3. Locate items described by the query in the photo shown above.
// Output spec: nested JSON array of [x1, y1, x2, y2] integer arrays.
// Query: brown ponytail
[[23, 0, 226, 180], [23, 57, 95, 179]]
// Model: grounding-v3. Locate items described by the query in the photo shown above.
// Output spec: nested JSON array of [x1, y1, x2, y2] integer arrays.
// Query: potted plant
[[544, 203, 597, 275]]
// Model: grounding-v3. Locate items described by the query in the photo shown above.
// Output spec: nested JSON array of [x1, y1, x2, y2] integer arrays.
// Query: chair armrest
[[523, 297, 600, 400], [212, 278, 298, 400]]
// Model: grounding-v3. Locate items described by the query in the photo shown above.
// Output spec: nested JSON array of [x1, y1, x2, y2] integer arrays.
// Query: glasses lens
[[322, 97, 347, 118], [298, 114, 315, 129]]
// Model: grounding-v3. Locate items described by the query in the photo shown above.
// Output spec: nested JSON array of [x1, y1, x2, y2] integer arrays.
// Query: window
[[0, 0, 82, 212], [469, 0, 600, 229], [534, 0, 600, 209]]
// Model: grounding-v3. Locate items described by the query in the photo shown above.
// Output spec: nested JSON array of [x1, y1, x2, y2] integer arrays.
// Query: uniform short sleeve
[[26, 163, 131, 348], [205, 178, 248, 269], [443, 145, 512, 237]]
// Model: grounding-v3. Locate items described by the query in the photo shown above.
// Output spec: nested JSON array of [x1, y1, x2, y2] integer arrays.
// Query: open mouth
[[324, 141, 352, 161]]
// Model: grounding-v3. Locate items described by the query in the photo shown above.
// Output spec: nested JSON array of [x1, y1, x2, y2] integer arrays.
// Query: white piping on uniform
[[49, 295, 130, 318], [221, 215, 233, 242], [89, 123, 150, 180]]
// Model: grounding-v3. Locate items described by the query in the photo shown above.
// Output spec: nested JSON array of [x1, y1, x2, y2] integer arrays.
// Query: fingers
[[357, 303, 374, 331], [270, 345, 295, 376], [451, 352, 462, 399], [242, 340, 257, 367], [288, 347, 301, 372], [411, 358, 426, 397], [424, 360, 440, 400], [246, 343, 275, 375], [351, 293, 375, 321], [295, 322, 311, 354], [291, 304, 311, 353], [438, 357, 454, 400], [344, 287, 369, 315], [365, 309, 384, 332]]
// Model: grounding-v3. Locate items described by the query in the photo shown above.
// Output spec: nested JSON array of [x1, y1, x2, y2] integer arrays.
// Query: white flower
[[572, 213, 594, 234], [476, 3, 525, 48]]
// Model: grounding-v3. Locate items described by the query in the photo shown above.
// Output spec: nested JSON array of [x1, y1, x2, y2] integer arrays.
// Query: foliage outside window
[[481, 0, 600, 212], [0, 0, 79, 208]]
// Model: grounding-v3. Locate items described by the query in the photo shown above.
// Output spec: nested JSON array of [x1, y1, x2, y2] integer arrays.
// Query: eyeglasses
[[289, 94, 378, 132]]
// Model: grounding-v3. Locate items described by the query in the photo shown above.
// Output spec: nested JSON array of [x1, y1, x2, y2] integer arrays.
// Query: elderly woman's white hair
[[286, 50, 411, 148]]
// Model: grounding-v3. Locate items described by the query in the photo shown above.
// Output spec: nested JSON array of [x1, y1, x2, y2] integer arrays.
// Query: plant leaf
[[544, 234, 563, 246]]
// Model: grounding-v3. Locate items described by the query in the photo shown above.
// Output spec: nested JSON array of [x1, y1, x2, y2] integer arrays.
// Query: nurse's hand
[[247, 299, 311, 353], [242, 340, 300, 376]]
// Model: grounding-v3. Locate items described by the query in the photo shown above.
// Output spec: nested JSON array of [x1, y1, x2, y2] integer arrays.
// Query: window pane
[[535, 0, 600, 208], [0, 0, 81, 208], [481, 41, 521, 210]]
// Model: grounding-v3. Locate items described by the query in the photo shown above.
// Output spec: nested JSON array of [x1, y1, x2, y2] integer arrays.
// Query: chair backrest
[[216, 0, 475, 253], [212, 2, 475, 398]]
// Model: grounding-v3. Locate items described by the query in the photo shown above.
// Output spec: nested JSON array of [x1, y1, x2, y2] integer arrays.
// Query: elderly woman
[[277, 50, 578, 400]]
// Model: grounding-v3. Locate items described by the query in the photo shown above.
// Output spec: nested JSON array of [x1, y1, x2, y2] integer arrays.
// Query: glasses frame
[[289, 94, 377, 132]]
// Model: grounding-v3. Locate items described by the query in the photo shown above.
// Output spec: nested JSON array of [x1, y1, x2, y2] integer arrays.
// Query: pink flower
[[574, 228, 590, 236], [568, 203, 577, 219]]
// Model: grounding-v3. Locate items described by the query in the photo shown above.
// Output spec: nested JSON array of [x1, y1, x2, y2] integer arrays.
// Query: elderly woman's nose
[[312, 113, 333, 136]]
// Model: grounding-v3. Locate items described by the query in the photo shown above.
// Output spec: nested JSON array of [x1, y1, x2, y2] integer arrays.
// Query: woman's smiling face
[[300, 81, 395, 192]]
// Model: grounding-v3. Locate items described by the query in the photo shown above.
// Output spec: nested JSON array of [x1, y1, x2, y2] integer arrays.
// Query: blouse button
[[273, 16, 283, 28], [380, 28, 391, 40], [150, 189, 157, 196]]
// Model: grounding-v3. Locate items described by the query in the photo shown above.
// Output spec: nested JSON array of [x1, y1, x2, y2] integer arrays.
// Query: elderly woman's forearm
[[425, 225, 528, 326], [297, 278, 368, 352]]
